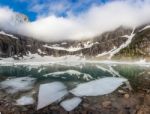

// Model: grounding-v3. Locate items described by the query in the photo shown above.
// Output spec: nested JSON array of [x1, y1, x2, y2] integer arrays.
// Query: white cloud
[[1, 0, 150, 42], [0, 7, 16, 30]]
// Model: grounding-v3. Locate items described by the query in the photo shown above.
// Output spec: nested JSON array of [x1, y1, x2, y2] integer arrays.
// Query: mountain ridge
[[0, 13, 150, 61]]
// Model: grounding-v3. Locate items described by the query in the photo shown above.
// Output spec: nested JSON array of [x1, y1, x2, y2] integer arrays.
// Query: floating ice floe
[[0, 77, 36, 94], [16, 96, 34, 105], [43, 70, 93, 81], [70, 77, 127, 96], [37, 82, 68, 110], [60, 97, 82, 111]]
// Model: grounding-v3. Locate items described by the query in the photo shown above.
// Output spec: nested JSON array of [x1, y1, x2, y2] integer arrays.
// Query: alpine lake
[[0, 63, 150, 114]]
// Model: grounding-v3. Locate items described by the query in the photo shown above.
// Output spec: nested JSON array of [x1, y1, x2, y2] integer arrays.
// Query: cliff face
[[114, 26, 150, 59], [0, 26, 132, 58], [0, 32, 42, 57], [0, 33, 18, 57]]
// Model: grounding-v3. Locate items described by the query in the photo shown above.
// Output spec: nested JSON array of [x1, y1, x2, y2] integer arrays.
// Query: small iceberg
[[0, 77, 36, 94], [60, 97, 82, 111], [70, 77, 127, 96], [37, 82, 68, 110], [16, 96, 34, 106]]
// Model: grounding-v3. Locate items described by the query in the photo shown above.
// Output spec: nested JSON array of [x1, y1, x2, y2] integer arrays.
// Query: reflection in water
[[0, 63, 149, 111], [96, 65, 122, 77], [43, 70, 93, 81]]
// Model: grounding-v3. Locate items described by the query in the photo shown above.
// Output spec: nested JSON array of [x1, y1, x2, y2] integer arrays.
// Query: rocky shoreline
[[0, 87, 149, 114]]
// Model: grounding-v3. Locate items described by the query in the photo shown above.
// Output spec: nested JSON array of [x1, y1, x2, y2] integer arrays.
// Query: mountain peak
[[11, 13, 29, 25]]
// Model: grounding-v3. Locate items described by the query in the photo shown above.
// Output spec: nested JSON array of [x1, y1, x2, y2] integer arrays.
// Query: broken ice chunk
[[0, 77, 36, 94], [70, 77, 127, 96], [60, 97, 82, 111], [16, 96, 34, 105], [37, 82, 68, 110]]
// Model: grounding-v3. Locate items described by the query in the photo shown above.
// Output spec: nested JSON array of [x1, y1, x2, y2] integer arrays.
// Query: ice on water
[[60, 97, 82, 111], [0, 77, 36, 94], [16, 96, 34, 105], [37, 82, 68, 110], [70, 77, 127, 96]]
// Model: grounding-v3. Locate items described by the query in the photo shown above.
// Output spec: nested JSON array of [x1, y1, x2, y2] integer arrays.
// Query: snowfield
[[0, 54, 86, 66], [0, 53, 150, 67]]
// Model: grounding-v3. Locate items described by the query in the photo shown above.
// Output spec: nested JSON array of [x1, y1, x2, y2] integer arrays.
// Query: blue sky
[[0, 0, 109, 21]]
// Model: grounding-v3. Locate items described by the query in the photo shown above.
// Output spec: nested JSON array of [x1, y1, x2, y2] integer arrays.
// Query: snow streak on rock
[[0, 31, 18, 39], [108, 29, 135, 59]]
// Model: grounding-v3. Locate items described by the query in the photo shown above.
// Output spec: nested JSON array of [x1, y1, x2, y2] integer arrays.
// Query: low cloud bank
[[1, 0, 150, 42]]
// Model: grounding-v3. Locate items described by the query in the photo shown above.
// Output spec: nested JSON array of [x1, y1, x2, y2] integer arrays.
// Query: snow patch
[[43, 44, 82, 52], [43, 42, 99, 52], [96, 47, 116, 57], [140, 25, 150, 31], [37, 49, 46, 55], [0, 31, 18, 39]]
